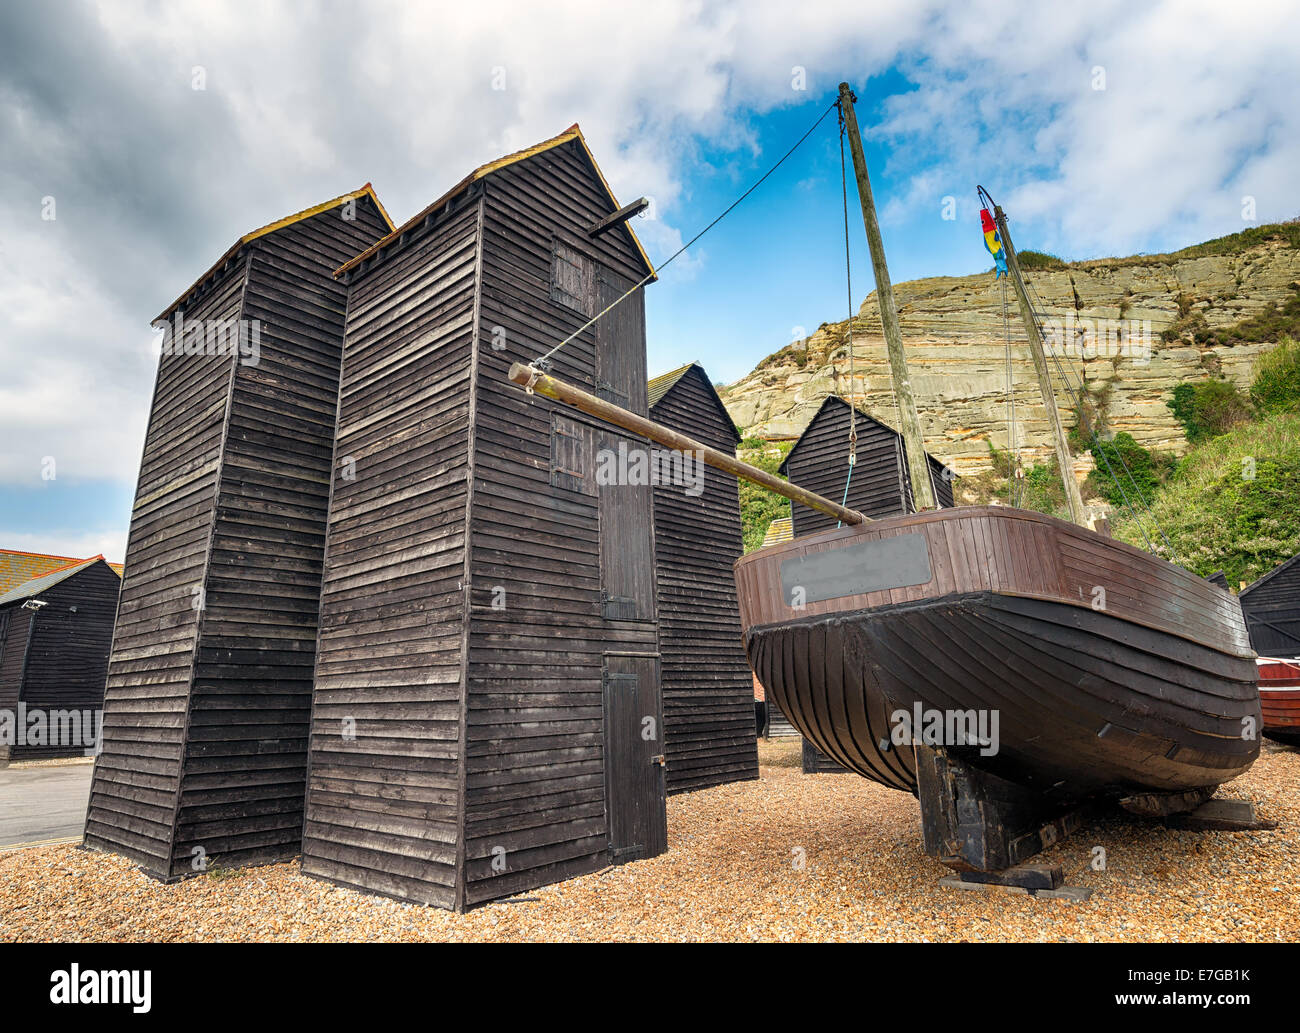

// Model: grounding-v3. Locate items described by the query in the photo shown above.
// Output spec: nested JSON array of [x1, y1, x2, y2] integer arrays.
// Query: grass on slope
[[737, 438, 794, 553], [1111, 410, 1300, 586]]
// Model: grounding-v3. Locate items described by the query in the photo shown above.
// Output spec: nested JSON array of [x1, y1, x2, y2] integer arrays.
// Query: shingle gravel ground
[[2, 740, 1297, 942]]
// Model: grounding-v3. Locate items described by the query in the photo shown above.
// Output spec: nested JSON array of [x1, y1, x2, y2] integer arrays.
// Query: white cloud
[[1, 0, 1295, 531]]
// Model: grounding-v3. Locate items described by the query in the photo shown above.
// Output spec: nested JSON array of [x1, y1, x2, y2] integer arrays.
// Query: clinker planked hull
[[735, 507, 1261, 802]]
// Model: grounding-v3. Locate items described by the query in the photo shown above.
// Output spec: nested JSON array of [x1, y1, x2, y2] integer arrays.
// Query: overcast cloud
[[1, 0, 1297, 558]]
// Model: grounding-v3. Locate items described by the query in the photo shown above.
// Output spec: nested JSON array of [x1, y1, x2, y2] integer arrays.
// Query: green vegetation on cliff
[[737, 438, 794, 553]]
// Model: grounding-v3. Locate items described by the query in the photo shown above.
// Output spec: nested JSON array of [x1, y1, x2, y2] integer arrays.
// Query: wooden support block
[[1167, 798, 1277, 831], [1119, 787, 1216, 818], [915, 744, 1083, 872], [957, 863, 1063, 891], [938, 875, 1093, 902]]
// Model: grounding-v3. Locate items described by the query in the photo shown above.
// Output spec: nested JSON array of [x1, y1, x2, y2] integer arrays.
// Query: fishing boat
[[1259, 658, 1300, 745], [509, 82, 1261, 874]]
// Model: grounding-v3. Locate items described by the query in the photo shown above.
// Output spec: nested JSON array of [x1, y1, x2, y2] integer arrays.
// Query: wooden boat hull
[[736, 507, 1260, 803], [1259, 659, 1300, 746]]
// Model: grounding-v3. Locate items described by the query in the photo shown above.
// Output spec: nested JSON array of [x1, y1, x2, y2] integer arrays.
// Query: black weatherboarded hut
[[83, 188, 394, 879], [1239, 552, 1300, 659], [779, 395, 954, 538], [0, 557, 121, 762], [647, 363, 759, 794], [302, 125, 668, 910]]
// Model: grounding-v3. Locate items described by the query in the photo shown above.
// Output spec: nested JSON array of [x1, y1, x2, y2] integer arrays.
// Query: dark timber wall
[[84, 192, 391, 879], [1240, 554, 1300, 659], [647, 365, 759, 793], [780, 396, 954, 539], [0, 561, 121, 761], [303, 128, 667, 910]]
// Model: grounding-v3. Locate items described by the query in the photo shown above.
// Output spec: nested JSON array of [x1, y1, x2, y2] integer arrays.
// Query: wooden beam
[[588, 197, 651, 239], [838, 82, 936, 511], [508, 362, 869, 525]]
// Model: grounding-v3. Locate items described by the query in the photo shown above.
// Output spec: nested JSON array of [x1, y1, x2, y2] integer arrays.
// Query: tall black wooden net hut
[[1239, 553, 1300, 659], [303, 126, 665, 910], [646, 363, 759, 794], [0, 557, 121, 762], [84, 187, 394, 879], [779, 395, 954, 537]]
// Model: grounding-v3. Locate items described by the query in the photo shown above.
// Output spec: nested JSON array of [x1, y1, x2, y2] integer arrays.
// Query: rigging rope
[[534, 99, 840, 367], [1017, 268, 1178, 560]]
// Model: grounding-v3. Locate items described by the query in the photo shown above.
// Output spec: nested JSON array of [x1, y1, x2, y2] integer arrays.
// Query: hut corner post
[[992, 203, 1088, 526], [837, 82, 936, 512], [506, 362, 869, 527]]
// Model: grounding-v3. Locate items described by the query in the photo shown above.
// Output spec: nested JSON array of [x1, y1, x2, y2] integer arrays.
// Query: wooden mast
[[837, 82, 936, 511], [507, 362, 868, 525], [990, 201, 1087, 526]]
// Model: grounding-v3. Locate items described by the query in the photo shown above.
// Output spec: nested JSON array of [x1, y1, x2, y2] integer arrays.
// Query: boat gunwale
[[735, 504, 1254, 661]]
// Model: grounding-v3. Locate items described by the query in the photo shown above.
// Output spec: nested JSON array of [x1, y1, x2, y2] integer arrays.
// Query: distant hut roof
[[0, 555, 116, 608], [0, 549, 122, 594], [336, 124, 656, 281], [155, 184, 395, 322], [1240, 552, 1300, 598], [777, 395, 949, 476], [647, 362, 741, 443], [760, 516, 794, 548]]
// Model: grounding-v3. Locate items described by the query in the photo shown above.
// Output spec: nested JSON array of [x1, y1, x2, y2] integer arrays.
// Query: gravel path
[[2, 740, 1297, 942]]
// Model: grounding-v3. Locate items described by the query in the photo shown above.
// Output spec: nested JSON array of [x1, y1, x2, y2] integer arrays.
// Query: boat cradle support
[[914, 744, 1088, 875]]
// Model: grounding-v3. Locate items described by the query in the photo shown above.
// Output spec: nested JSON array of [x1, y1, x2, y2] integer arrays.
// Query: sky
[[1, 0, 1297, 561]]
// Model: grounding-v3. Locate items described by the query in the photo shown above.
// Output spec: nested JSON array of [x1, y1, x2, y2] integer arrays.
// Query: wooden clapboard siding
[[648, 365, 758, 793], [300, 196, 483, 909], [0, 609, 31, 764], [86, 194, 390, 879], [0, 562, 120, 760], [461, 142, 660, 907], [85, 266, 247, 874], [1240, 553, 1300, 659], [782, 396, 954, 538], [171, 203, 391, 873]]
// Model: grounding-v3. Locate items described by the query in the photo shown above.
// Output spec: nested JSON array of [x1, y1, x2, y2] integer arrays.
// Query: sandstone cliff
[[719, 233, 1300, 479]]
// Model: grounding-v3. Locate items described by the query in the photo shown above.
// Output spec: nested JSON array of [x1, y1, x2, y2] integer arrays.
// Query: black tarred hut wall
[[646, 363, 759, 793], [82, 188, 393, 879], [303, 126, 666, 910], [0, 558, 121, 762], [779, 396, 954, 539], [1239, 553, 1300, 659]]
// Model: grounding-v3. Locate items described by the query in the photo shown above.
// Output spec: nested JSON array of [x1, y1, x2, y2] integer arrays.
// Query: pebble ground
[[2, 740, 1297, 942]]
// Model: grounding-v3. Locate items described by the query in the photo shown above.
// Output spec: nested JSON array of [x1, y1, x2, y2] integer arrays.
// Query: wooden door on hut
[[646, 363, 759, 793], [1239, 553, 1300, 659], [302, 125, 665, 910], [0, 557, 121, 763], [776, 395, 955, 772], [83, 187, 394, 879]]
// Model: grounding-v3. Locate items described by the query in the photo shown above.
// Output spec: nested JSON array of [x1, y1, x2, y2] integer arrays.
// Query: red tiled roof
[[0, 549, 122, 595]]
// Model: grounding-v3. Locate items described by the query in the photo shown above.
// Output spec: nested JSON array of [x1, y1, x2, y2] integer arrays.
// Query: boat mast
[[837, 82, 936, 511], [988, 199, 1087, 526]]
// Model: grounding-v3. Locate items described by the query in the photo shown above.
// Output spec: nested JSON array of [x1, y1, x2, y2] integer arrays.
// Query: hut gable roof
[[0, 549, 122, 595], [336, 124, 655, 281], [778, 395, 930, 475], [155, 184, 395, 322], [1241, 552, 1300, 598], [0, 555, 116, 608], [647, 362, 741, 443]]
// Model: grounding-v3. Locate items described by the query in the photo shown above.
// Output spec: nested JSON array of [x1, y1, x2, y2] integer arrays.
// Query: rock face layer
[[720, 239, 1300, 475]]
